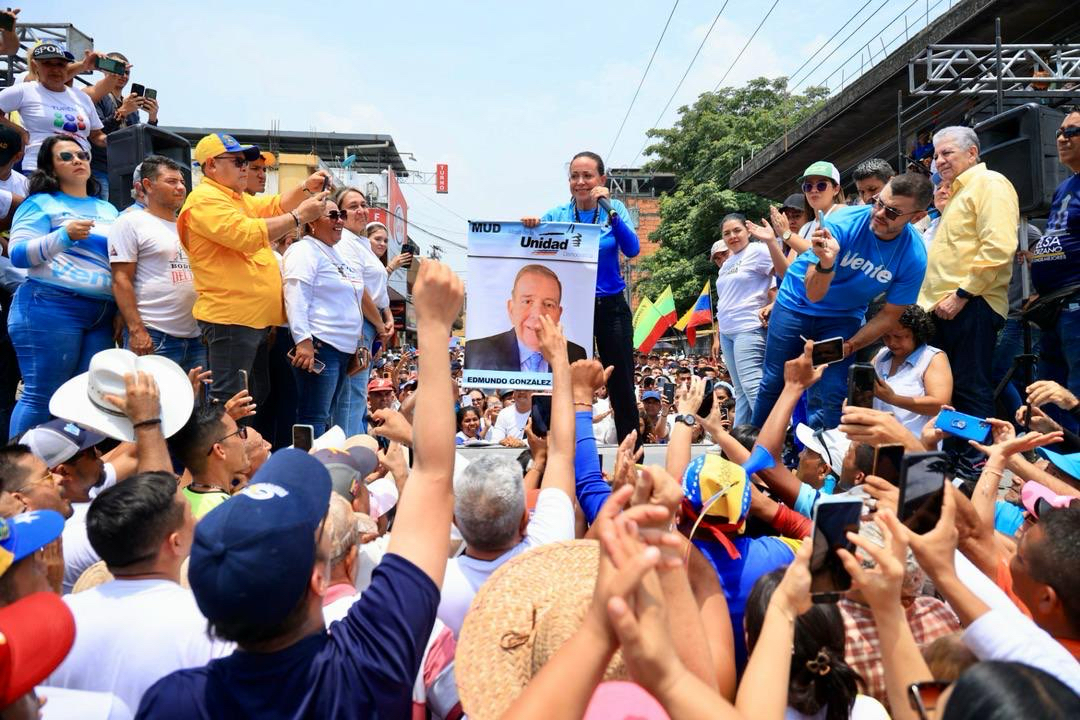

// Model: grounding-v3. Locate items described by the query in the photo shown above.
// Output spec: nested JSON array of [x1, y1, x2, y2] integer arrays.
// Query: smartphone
[[286, 348, 326, 374], [321, 175, 330, 192], [872, 444, 905, 487], [371, 340, 383, 356], [94, 56, 126, 75], [809, 495, 863, 600], [530, 394, 552, 438], [130, 83, 145, 97], [0, 13, 14, 32], [238, 369, 249, 394], [847, 363, 877, 409], [816, 208, 825, 230], [933, 409, 990, 443], [143, 88, 157, 101], [401, 240, 419, 268], [898, 451, 950, 534], [662, 381, 675, 404], [697, 378, 715, 419], [292, 424, 314, 451], [811, 337, 845, 367]]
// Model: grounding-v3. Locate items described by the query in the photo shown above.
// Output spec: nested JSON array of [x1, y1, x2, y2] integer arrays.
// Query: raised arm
[[570, 360, 614, 522], [386, 260, 463, 586], [101, 372, 173, 474], [535, 315, 574, 499], [804, 226, 840, 303]]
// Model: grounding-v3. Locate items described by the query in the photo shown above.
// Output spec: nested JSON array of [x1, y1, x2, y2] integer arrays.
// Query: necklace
[[572, 199, 607, 224]]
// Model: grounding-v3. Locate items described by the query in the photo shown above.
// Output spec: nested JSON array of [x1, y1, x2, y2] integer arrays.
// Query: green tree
[[635, 77, 827, 311]]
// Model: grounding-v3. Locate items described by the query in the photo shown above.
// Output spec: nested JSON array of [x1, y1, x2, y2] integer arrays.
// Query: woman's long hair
[[28, 134, 101, 197]]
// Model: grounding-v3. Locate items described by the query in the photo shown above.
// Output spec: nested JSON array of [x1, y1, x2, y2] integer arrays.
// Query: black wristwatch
[[815, 261, 835, 274], [674, 414, 697, 427], [955, 287, 974, 300]]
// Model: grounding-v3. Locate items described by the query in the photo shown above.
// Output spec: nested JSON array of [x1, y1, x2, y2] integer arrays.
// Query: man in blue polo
[[751, 172, 932, 429]]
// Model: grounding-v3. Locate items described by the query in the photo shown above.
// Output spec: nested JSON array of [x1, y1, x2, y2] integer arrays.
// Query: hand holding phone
[[130, 83, 145, 97], [810, 496, 863, 601], [898, 451, 950, 534], [933, 409, 990, 443], [847, 363, 877, 409], [529, 394, 552, 437], [811, 336, 845, 367], [292, 424, 314, 451], [94, 56, 127, 75]]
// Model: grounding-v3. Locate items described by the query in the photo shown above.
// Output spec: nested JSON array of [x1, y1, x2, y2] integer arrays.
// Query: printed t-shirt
[[108, 209, 198, 338], [541, 198, 638, 296], [776, 205, 927, 318], [0, 82, 102, 172], [1031, 173, 1080, 295]]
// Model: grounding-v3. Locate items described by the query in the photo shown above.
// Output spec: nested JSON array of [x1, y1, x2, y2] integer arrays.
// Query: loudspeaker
[[974, 103, 1068, 216], [106, 124, 192, 211]]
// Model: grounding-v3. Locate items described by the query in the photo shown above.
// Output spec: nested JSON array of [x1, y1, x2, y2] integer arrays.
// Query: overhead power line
[[712, 0, 783, 91], [606, 0, 681, 161], [627, 0, 732, 169], [784, 0, 876, 88]]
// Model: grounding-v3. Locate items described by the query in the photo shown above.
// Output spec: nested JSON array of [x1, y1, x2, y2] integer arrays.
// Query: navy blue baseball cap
[[188, 449, 332, 628], [20, 419, 105, 468], [642, 390, 662, 401]]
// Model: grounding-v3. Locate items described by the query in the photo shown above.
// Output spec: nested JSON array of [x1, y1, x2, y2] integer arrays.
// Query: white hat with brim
[[49, 349, 194, 442], [795, 423, 851, 471]]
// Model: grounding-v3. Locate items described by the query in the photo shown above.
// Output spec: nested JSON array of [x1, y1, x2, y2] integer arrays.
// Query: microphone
[[597, 196, 614, 226]]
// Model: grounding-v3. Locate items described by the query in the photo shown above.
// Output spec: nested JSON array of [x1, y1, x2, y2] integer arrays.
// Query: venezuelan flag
[[633, 286, 678, 353], [674, 280, 713, 346]]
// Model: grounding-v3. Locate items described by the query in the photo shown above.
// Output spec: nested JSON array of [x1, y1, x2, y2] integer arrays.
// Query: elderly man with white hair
[[918, 125, 1018, 445]]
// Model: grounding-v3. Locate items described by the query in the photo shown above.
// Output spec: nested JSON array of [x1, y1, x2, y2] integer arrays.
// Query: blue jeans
[[332, 319, 376, 436], [91, 169, 110, 201], [124, 328, 207, 373], [718, 326, 766, 426], [1037, 300, 1080, 432], [750, 304, 861, 430], [292, 337, 353, 437], [8, 281, 116, 435]]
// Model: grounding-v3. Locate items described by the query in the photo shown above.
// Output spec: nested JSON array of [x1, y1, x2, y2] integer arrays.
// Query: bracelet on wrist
[[815, 261, 835, 274], [132, 418, 162, 429]]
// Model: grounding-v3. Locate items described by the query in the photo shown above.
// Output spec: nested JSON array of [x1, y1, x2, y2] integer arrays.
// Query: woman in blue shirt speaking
[[8, 135, 118, 434], [522, 151, 640, 442]]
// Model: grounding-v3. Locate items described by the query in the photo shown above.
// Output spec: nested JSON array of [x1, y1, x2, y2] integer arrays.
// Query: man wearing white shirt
[[108, 155, 204, 372], [488, 390, 532, 446], [49, 473, 233, 710]]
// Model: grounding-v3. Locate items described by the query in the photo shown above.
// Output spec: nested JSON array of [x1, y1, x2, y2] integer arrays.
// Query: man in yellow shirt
[[178, 133, 328, 408], [918, 125, 1018, 429]]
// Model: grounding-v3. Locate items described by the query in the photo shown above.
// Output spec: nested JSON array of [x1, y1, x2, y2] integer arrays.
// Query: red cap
[[367, 378, 395, 393], [0, 592, 76, 705]]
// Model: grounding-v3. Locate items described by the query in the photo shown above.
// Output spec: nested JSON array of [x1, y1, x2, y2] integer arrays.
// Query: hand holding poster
[[464, 221, 600, 390]]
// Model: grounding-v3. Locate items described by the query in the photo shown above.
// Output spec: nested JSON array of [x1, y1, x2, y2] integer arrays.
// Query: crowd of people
[[0, 29, 1079, 720]]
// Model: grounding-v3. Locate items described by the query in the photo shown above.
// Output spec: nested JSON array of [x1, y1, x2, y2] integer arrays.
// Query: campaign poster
[[464, 220, 600, 390]]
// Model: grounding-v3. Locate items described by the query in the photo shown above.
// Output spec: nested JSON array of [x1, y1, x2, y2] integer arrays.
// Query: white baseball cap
[[710, 240, 729, 256]]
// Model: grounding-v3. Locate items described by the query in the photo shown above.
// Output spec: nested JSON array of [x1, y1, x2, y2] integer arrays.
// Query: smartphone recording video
[[529, 394, 552, 438], [292, 424, 314, 452], [872, 444, 904, 487], [847, 363, 876, 409], [812, 337, 845, 367], [810, 496, 863, 600], [898, 451, 950, 534]]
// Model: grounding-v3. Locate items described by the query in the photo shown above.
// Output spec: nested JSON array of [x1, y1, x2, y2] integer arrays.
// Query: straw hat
[[71, 560, 113, 593], [456, 540, 626, 719]]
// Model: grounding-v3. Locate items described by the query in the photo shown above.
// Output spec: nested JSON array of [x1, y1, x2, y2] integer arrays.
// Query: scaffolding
[[1, 23, 95, 88]]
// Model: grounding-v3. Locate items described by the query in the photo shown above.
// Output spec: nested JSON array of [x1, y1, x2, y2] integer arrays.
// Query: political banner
[[463, 220, 600, 390]]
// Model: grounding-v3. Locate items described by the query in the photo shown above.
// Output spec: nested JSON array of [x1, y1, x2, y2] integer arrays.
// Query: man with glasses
[[918, 126, 1018, 444], [178, 133, 329, 415], [751, 173, 932, 429], [1030, 109, 1080, 415], [168, 403, 251, 519]]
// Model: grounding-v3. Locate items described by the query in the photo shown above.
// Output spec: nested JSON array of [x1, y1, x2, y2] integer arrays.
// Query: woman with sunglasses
[[767, 162, 849, 262], [282, 200, 375, 435], [750, 173, 932, 430], [522, 151, 640, 444], [7, 135, 119, 435]]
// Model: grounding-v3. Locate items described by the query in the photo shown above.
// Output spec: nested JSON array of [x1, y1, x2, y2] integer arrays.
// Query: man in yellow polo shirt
[[918, 125, 1019, 434], [179, 132, 329, 408]]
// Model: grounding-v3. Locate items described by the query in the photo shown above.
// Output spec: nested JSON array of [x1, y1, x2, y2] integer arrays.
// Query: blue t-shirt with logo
[[542, 198, 638, 297], [1031, 173, 1080, 295], [776, 205, 927, 318]]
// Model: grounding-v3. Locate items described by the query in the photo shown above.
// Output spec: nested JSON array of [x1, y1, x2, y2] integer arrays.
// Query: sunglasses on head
[[802, 180, 832, 193], [871, 194, 920, 221], [57, 150, 91, 163], [325, 210, 348, 221], [1057, 126, 1080, 140]]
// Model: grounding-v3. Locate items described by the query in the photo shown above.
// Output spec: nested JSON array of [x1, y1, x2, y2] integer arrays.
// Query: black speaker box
[[106, 124, 191, 211], [974, 103, 1069, 216]]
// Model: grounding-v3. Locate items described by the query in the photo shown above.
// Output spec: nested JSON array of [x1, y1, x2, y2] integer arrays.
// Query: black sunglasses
[[207, 425, 248, 454], [216, 156, 249, 168], [325, 211, 348, 221], [1057, 126, 1080, 140], [909, 681, 950, 720], [871, 194, 920, 222], [58, 150, 91, 162], [802, 180, 832, 193]]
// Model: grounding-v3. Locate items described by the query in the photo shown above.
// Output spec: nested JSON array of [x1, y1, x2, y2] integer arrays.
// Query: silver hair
[[327, 494, 359, 566], [453, 455, 525, 552], [932, 126, 980, 154]]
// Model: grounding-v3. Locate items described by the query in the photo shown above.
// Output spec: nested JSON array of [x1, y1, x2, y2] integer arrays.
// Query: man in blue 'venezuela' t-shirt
[[752, 172, 933, 429]]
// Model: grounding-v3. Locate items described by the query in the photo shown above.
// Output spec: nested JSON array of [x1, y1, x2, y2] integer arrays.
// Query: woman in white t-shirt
[[282, 201, 365, 435], [0, 43, 105, 173], [709, 213, 774, 426], [872, 304, 952, 438]]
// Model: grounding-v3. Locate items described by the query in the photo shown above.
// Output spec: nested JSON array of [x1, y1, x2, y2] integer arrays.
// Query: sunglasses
[[1057, 126, 1080, 140], [325, 211, 348, 221], [57, 150, 91, 163], [909, 681, 950, 720], [216, 156, 249, 168], [802, 180, 832, 193], [207, 425, 248, 454], [871, 194, 920, 222]]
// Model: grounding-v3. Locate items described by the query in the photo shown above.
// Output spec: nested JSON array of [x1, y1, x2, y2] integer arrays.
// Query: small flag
[[633, 286, 678, 353], [674, 280, 713, 346]]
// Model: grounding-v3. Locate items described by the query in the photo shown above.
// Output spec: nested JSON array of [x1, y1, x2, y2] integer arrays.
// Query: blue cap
[[642, 390, 662, 401], [1036, 447, 1080, 481], [20, 419, 106, 467], [188, 449, 332, 628], [0, 511, 65, 577]]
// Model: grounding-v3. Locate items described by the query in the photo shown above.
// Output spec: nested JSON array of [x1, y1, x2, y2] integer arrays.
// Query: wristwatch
[[815, 261, 835, 274], [955, 287, 974, 300], [782, 230, 792, 242], [674, 414, 697, 427]]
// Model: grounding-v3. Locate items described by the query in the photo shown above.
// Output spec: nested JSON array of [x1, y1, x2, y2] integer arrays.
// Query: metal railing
[[910, 43, 1080, 96]]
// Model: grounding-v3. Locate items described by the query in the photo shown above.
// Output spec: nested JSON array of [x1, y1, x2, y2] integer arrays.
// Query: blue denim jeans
[[1037, 300, 1080, 432], [718, 326, 767, 427], [750, 304, 861, 430], [331, 319, 376, 436], [292, 337, 353, 436], [124, 328, 207, 373], [8, 281, 116, 435], [91, 169, 110, 201]]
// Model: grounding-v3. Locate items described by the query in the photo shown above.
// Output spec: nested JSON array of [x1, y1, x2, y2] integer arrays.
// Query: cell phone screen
[[662, 382, 675, 404], [898, 452, 950, 534], [810, 497, 862, 597], [697, 379, 714, 419], [292, 424, 314, 451], [847, 363, 876, 408], [530, 394, 552, 437], [872, 444, 904, 487], [130, 83, 145, 97], [144, 88, 157, 100], [812, 337, 845, 367]]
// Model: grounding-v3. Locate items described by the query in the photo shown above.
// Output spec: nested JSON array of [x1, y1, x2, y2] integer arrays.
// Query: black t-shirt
[[136, 553, 438, 719], [91, 94, 140, 173]]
